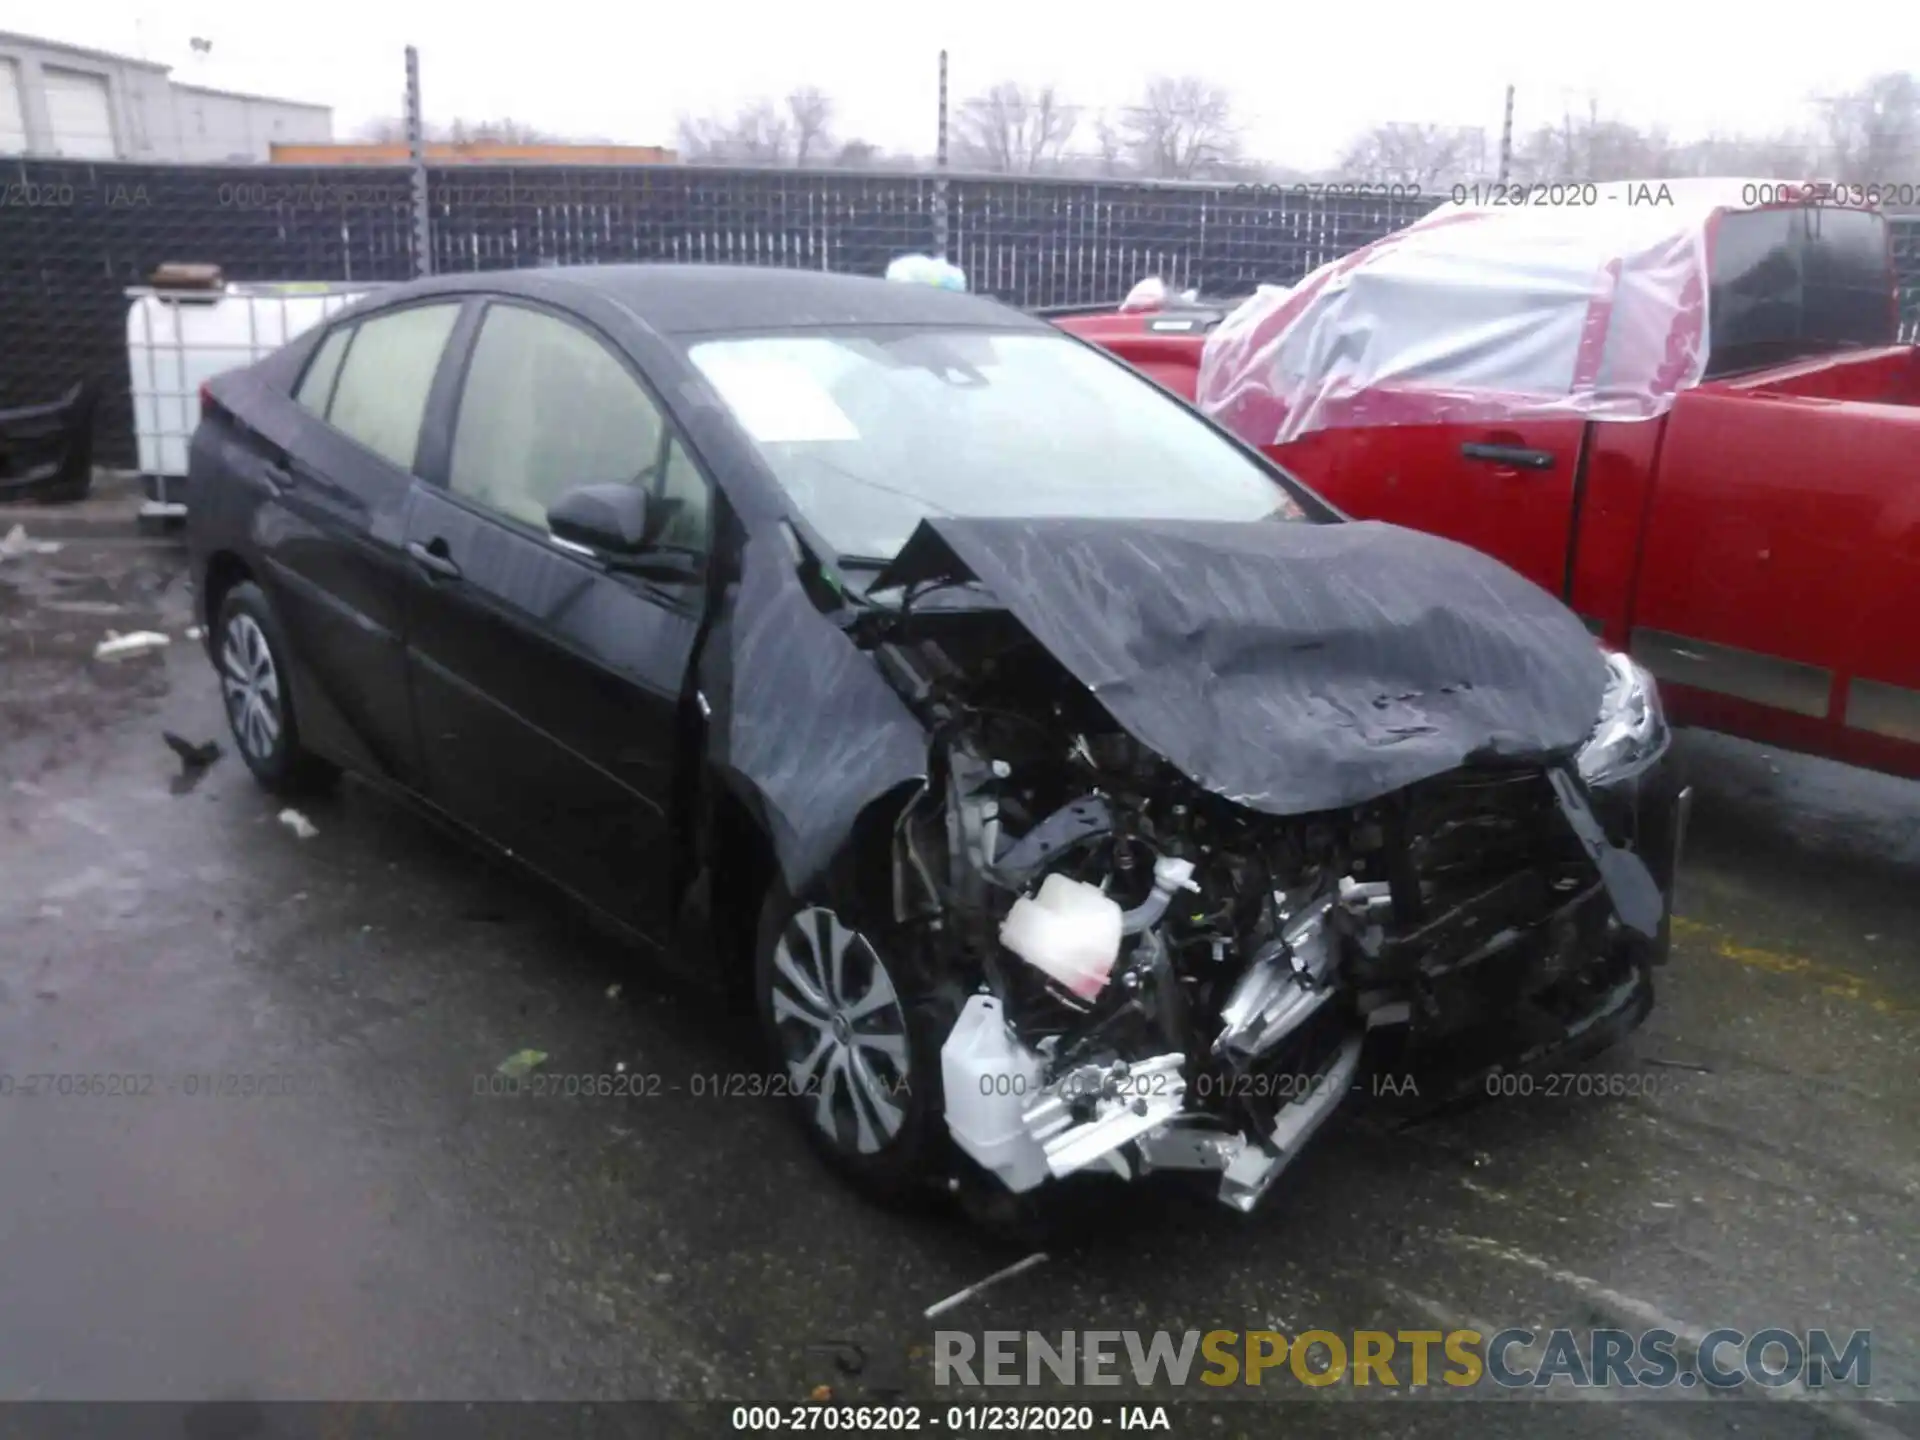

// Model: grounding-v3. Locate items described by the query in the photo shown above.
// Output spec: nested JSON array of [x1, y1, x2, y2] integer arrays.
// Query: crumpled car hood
[[874, 514, 1611, 816]]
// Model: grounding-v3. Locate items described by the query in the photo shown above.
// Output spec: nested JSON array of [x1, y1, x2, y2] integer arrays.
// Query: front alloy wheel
[[769, 907, 912, 1155], [754, 887, 948, 1202]]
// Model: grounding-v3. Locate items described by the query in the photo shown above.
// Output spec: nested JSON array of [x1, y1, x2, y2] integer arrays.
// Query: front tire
[[214, 581, 338, 796], [753, 884, 950, 1204]]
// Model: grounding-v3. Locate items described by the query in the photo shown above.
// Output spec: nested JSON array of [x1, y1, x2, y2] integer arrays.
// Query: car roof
[[415, 263, 1045, 337]]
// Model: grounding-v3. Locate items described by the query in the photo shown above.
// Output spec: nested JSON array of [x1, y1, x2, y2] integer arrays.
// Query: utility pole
[[1497, 83, 1515, 183], [934, 48, 950, 260], [404, 45, 431, 279]]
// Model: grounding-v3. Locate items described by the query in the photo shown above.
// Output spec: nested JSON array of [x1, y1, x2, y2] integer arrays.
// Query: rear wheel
[[754, 884, 950, 1203], [215, 581, 338, 795]]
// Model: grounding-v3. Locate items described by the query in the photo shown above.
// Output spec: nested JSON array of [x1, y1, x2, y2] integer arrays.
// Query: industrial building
[[0, 29, 331, 163]]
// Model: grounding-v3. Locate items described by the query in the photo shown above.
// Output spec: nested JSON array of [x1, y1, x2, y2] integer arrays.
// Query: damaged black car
[[185, 264, 1690, 1217]]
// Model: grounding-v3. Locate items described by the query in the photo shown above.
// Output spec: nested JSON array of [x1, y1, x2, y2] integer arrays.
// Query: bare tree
[[676, 100, 794, 164], [1589, 120, 1681, 179], [675, 89, 846, 166], [446, 117, 562, 144], [787, 86, 836, 167], [1503, 98, 1681, 183], [352, 116, 410, 143], [833, 138, 883, 167], [1117, 77, 1240, 179], [1820, 72, 1920, 182], [674, 114, 727, 161], [952, 82, 1077, 173], [727, 103, 793, 162], [1090, 117, 1130, 176], [1338, 123, 1490, 186], [353, 115, 565, 145], [1668, 131, 1816, 179]]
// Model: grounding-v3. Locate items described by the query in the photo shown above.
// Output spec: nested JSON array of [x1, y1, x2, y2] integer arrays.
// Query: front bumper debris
[[1023, 1053, 1187, 1179], [1038, 940, 1652, 1212], [0, 382, 97, 505], [937, 747, 1687, 1214], [1138, 1033, 1366, 1213]]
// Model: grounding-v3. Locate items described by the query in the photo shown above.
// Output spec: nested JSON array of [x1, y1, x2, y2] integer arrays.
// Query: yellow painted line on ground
[[1670, 915, 1911, 1017]]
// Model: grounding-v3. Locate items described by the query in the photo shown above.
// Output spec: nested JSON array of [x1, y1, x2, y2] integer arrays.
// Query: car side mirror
[[546, 484, 700, 584], [547, 484, 657, 555]]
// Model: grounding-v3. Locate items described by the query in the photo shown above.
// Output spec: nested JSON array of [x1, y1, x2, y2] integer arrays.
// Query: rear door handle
[[407, 539, 462, 581], [261, 459, 293, 490], [1461, 442, 1556, 471]]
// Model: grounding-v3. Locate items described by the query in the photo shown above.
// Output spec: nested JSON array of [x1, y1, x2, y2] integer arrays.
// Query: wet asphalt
[[1, 518, 1916, 1437]]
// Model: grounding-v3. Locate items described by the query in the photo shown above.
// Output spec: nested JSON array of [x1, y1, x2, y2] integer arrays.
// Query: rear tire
[[214, 581, 339, 796], [753, 882, 951, 1205]]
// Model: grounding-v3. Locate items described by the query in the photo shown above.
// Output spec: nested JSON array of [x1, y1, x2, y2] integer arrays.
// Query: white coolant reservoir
[[999, 874, 1124, 1000], [940, 994, 1050, 1193]]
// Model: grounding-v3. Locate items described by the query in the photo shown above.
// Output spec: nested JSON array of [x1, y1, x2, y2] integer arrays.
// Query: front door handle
[[1461, 442, 1556, 471], [407, 538, 462, 581]]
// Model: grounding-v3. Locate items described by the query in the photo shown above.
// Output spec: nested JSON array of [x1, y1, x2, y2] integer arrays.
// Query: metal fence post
[[405, 45, 432, 278], [1497, 84, 1515, 184], [934, 49, 950, 260]]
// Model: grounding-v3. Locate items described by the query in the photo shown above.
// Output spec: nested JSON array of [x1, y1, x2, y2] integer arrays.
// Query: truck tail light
[[198, 382, 213, 422]]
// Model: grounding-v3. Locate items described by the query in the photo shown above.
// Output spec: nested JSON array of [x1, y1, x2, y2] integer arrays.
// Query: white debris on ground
[[185, 625, 204, 641], [922, 1252, 1049, 1319], [277, 808, 319, 840], [47, 600, 126, 617], [0, 524, 63, 559], [93, 630, 171, 661]]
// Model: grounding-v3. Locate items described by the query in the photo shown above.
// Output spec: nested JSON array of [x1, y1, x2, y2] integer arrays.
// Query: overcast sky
[[17, 0, 1918, 168]]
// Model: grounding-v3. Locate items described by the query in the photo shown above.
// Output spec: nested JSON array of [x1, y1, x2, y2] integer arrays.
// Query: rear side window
[[326, 302, 460, 470], [448, 303, 670, 531], [1708, 208, 1896, 376], [294, 326, 351, 415]]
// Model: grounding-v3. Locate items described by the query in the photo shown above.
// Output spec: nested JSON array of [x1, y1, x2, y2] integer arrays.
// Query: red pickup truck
[[1055, 182, 1920, 783]]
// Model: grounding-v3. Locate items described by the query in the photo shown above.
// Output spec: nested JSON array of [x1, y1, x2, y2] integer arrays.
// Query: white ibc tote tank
[[124, 266, 388, 519]]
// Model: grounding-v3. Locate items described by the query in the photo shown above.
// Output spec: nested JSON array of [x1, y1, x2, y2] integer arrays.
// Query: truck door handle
[[407, 539, 462, 581], [1461, 442, 1556, 471], [261, 459, 293, 490]]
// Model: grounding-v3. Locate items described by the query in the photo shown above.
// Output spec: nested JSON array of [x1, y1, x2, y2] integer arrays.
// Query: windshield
[[686, 327, 1304, 562]]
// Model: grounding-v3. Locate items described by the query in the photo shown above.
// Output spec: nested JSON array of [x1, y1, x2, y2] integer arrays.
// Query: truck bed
[[1721, 345, 1920, 406]]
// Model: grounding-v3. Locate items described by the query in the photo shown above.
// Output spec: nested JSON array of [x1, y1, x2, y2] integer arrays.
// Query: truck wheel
[[214, 582, 339, 796], [754, 882, 950, 1204]]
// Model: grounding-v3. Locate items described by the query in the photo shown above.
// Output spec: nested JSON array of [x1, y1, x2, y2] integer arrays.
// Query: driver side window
[[448, 303, 687, 536]]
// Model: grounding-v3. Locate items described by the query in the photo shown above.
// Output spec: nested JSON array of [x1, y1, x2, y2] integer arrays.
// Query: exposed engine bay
[[867, 612, 1665, 1212]]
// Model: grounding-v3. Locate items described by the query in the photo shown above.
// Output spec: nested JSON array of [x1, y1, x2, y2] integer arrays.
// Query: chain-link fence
[[3, 157, 1919, 469]]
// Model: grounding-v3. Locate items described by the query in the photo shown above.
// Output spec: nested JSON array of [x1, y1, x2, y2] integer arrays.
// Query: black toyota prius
[[186, 263, 1688, 1218]]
